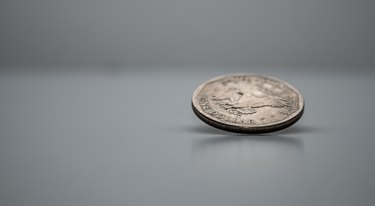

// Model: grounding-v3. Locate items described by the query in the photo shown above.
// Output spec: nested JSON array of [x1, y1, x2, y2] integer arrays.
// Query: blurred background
[[1, 0, 374, 69]]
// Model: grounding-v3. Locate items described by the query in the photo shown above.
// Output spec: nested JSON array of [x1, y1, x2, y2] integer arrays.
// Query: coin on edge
[[192, 74, 304, 133]]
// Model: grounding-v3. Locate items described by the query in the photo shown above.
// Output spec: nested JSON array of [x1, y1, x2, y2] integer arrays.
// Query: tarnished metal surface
[[192, 74, 304, 133]]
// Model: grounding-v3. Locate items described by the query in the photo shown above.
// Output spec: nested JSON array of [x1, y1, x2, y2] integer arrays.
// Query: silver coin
[[192, 74, 304, 133]]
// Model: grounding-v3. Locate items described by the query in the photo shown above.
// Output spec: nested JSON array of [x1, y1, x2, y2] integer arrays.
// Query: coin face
[[192, 74, 304, 133]]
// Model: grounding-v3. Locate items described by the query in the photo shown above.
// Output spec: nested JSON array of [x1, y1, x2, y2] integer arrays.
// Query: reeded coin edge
[[192, 102, 304, 133], [191, 73, 305, 133]]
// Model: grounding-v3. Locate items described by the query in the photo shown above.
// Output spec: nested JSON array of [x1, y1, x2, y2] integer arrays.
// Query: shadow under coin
[[187, 124, 317, 136]]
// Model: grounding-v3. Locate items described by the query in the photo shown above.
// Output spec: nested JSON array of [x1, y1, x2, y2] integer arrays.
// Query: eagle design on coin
[[192, 74, 304, 133]]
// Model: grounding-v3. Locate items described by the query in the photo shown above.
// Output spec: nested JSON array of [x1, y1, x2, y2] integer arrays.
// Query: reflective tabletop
[[1, 67, 374, 206]]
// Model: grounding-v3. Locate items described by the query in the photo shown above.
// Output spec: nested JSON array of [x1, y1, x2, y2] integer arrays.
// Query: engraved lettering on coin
[[192, 74, 304, 133]]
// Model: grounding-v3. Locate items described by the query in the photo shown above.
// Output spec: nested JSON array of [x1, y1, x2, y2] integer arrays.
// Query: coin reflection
[[191, 135, 303, 169]]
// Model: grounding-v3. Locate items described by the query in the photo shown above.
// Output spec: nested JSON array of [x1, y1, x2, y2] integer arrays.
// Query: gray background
[[1, 0, 374, 67], [1, 1, 375, 206]]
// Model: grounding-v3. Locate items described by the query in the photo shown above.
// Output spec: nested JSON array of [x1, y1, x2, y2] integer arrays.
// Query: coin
[[192, 74, 304, 133]]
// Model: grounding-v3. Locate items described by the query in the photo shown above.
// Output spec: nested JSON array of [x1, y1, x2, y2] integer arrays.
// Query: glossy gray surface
[[1, 68, 375, 206]]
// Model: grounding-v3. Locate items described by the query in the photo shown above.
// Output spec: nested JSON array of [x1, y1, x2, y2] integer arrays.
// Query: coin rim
[[191, 73, 305, 133]]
